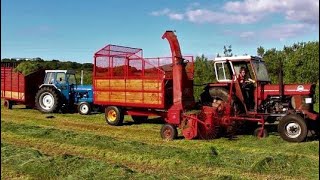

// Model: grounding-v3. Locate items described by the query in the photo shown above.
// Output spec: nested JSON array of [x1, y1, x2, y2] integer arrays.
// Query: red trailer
[[1, 63, 45, 109], [93, 40, 194, 125]]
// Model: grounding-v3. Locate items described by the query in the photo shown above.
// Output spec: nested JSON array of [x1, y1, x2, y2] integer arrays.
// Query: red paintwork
[[261, 84, 314, 100], [162, 31, 195, 110], [93, 37, 194, 111], [1, 63, 44, 107]]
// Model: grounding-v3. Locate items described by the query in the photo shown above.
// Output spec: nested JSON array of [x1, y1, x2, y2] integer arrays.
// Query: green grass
[[1, 103, 319, 179]]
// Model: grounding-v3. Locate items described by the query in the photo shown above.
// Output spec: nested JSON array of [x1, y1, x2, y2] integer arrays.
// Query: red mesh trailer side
[[93, 44, 194, 109], [1, 65, 25, 102], [1, 62, 45, 107]]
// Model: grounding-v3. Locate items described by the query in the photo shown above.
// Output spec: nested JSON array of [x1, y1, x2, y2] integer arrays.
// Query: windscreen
[[252, 61, 270, 81]]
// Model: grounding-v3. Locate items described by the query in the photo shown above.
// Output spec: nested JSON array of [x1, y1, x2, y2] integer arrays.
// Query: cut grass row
[[1, 107, 319, 158], [1, 105, 319, 179]]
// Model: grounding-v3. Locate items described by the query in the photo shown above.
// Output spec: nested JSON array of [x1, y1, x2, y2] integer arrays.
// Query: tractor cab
[[44, 70, 77, 86], [42, 70, 77, 100], [214, 56, 270, 83], [213, 56, 270, 111]]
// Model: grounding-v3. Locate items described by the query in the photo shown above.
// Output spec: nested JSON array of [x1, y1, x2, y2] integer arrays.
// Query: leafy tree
[[223, 45, 233, 57], [257, 46, 265, 57], [193, 55, 215, 100]]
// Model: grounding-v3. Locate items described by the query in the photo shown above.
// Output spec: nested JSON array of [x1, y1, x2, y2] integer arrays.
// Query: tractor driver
[[238, 67, 255, 110]]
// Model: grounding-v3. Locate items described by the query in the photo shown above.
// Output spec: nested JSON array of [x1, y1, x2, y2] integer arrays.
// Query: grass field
[[1, 103, 319, 180]]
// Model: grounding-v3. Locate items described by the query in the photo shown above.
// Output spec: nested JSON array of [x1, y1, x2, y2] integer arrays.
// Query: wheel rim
[[80, 104, 89, 114], [163, 127, 172, 139], [39, 93, 54, 110], [107, 110, 117, 122], [285, 122, 301, 138]]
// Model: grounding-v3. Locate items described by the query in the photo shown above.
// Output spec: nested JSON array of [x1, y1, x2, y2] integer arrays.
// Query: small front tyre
[[278, 114, 308, 142], [253, 127, 268, 138], [78, 102, 91, 115], [160, 124, 178, 141]]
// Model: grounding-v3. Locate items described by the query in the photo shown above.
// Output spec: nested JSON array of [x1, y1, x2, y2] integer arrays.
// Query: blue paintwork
[[74, 85, 94, 103]]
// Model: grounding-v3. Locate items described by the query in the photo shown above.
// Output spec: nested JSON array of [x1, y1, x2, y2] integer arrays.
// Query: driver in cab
[[238, 66, 255, 110]]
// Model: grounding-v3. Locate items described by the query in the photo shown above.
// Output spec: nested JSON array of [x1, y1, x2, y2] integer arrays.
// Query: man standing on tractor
[[238, 67, 255, 110]]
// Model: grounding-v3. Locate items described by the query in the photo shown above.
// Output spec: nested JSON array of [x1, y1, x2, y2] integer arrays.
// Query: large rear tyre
[[105, 106, 124, 126], [131, 116, 148, 124], [35, 87, 60, 113], [160, 124, 178, 141], [278, 114, 308, 142], [78, 102, 91, 115]]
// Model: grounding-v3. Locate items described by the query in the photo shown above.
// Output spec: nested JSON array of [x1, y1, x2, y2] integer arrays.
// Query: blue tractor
[[35, 70, 94, 115]]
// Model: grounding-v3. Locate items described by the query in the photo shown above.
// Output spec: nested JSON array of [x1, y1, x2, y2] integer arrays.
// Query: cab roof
[[45, 70, 76, 74], [214, 55, 262, 61]]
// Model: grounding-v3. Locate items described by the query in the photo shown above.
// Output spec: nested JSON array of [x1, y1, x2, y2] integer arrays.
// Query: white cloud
[[150, 8, 170, 16], [185, 9, 260, 24], [225, 23, 314, 42], [239, 31, 255, 38], [261, 23, 309, 41], [168, 13, 184, 20], [224, 0, 319, 25], [151, 8, 184, 21], [151, 0, 319, 25]]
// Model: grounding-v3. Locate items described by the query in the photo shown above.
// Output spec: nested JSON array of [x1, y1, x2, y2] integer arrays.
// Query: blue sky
[[1, 0, 319, 63]]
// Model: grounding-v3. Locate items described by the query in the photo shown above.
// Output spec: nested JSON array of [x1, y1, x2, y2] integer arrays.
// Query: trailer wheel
[[131, 116, 148, 124], [253, 127, 268, 138], [35, 87, 60, 113], [4, 100, 13, 109], [160, 124, 178, 141], [278, 114, 308, 142], [78, 102, 91, 115], [105, 106, 124, 126]]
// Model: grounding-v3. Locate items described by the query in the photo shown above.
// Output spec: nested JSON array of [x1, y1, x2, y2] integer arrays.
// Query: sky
[[1, 0, 319, 63]]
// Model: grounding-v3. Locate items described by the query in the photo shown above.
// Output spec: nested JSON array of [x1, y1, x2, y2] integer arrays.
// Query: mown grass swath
[[1, 103, 319, 179]]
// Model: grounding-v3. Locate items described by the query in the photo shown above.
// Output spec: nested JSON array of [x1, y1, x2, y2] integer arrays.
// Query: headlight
[[305, 97, 312, 104]]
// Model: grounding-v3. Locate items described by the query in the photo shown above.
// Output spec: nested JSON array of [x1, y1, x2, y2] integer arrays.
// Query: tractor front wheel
[[78, 102, 91, 115], [35, 87, 60, 113], [278, 114, 308, 142], [105, 106, 124, 126], [160, 124, 178, 141]]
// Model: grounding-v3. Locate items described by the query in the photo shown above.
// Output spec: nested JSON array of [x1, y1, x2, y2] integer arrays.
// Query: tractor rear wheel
[[78, 102, 91, 115], [35, 87, 60, 113], [131, 116, 148, 124], [278, 114, 308, 142], [160, 124, 178, 140], [105, 106, 124, 126]]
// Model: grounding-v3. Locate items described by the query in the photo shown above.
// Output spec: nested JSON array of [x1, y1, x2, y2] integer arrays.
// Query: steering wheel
[[241, 81, 253, 90]]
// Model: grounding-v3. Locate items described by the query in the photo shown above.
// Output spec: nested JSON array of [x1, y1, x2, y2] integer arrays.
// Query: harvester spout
[[162, 31, 183, 65], [162, 31, 184, 110]]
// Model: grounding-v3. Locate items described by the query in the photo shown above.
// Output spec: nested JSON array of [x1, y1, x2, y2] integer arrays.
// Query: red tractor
[[199, 56, 319, 142]]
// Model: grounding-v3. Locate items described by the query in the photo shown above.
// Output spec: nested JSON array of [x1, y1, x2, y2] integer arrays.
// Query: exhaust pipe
[[279, 60, 284, 99]]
